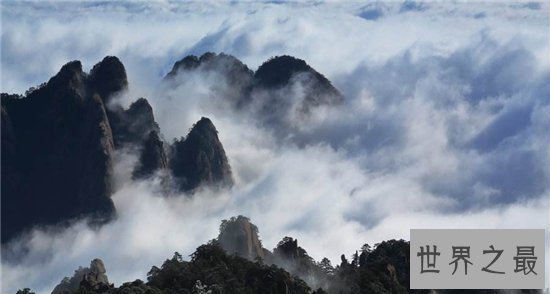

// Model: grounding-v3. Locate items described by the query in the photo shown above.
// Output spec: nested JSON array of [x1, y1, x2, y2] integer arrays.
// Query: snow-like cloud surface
[[1, 1, 549, 293]]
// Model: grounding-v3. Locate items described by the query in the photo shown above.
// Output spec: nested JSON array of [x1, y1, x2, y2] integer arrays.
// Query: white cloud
[[1, 1, 549, 293]]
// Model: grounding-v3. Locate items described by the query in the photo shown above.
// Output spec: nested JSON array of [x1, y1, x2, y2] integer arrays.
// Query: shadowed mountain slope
[[166, 53, 344, 125], [1, 56, 234, 243], [170, 117, 234, 192], [1, 58, 122, 243]]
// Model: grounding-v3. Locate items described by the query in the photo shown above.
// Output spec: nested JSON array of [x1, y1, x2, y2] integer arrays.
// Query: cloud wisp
[[1, 1, 549, 293]]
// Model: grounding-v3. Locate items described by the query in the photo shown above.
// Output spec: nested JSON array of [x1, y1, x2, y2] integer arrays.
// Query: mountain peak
[[52, 258, 112, 294], [48, 60, 85, 91], [59, 60, 84, 76], [254, 55, 313, 88], [198, 51, 217, 63], [88, 55, 128, 102], [133, 130, 168, 180], [1, 57, 125, 243], [254, 55, 344, 115], [127, 97, 155, 122], [218, 216, 266, 260], [190, 116, 217, 135], [170, 117, 233, 192], [107, 97, 160, 147], [166, 52, 253, 80]]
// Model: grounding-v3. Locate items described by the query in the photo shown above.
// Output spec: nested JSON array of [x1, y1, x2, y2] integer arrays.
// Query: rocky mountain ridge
[[1, 58, 120, 243], [1, 52, 341, 243], [1, 56, 233, 243], [40, 217, 540, 294], [166, 52, 344, 128]]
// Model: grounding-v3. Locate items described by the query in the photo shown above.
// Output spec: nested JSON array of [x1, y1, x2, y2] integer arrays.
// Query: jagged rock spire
[[88, 56, 128, 103], [170, 117, 233, 192], [217, 216, 266, 260], [133, 130, 168, 179], [1, 57, 124, 243]]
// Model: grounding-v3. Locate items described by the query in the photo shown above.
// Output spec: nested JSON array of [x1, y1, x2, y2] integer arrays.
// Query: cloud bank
[[1, 1, 549, 293]]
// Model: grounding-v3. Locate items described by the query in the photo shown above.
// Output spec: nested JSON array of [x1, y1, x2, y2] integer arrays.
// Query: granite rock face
[[88, 56, 128, 104], [1, 58, 118, 243], [51, 258, 112, 294], [253, 55, 344, 114], [80, 259, 113, 292], [1, 56, 236, 243], [133, 130, 168, 180], [166, 52, 254, 108], [166, 53, 344, 127], [217, 215, 266, 260], [1, 51, 345, 244], [169, 117, 233, 192], [107, 97, 160, 148]]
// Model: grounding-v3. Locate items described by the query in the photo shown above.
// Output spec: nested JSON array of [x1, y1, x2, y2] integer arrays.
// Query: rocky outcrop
[[169, 117, 233, 192], [133, 130, 168, 179], [41, 218, 539, 294], [217, 216, 266, 260], [253, 55, 344, 113], [1, 55, 238, 243], [80, 259, 113, 292], [88, 56, 128, 104], [273, 236, 302, 261], [1, 102, 19, 228], [52, 258, 112, 294], [166, 52, 254, 108], [1, 58, 121, 243], [51, 267, 90, 294], [272, 236, 328, 290], [165, 53, 344, 129], [107, 97, 160, 148], [166, 52, 253, 85], [215, 216, 412, 293], [2, 54, 245, 243]]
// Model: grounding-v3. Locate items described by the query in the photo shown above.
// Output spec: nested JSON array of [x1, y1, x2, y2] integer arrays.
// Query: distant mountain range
[[1, 52, 343, 243]]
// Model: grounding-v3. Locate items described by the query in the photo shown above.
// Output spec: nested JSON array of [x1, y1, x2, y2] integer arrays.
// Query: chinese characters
[[417, 245, 538, 275]]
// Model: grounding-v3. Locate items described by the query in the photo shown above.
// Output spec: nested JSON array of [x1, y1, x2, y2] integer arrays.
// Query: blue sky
[[1, 1, 549, 292]]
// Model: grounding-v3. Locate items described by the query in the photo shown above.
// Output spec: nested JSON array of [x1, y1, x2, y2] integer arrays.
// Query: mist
[[1, 1, 550, 293]]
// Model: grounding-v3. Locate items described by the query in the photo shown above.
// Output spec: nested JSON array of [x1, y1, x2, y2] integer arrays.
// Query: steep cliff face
[[107, 97, 160, 148], [39, 218, 535, 294], [166, 52, 254, 108], [217, 216, 266, 260], [52, 258, 112, 294], [215, 216, 412, 293], [1, 103, 19, 224], [133, 130, 168, 179], [4, 53, 350, 245], [1, 55, 239, 242], [165, 53, 344, 131], [105, 96, 169, 181], [169, 117, 233, 192], [1, 58, 120, 243], [253, 55, 344, 114], [166, 52, 253, 81], [88, 56, 128, 104]]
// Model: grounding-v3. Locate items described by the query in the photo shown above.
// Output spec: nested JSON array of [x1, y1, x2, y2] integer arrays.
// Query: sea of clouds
[[1, 1, 549, 293]]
